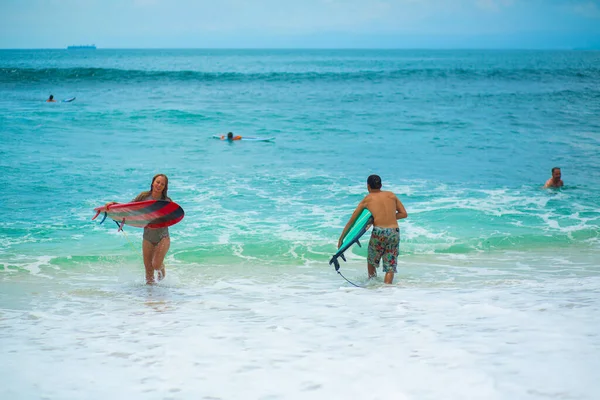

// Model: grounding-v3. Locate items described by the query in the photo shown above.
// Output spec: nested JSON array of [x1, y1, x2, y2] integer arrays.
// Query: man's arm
[[338, 199, 367, 248], [395, 195, 408, 220]]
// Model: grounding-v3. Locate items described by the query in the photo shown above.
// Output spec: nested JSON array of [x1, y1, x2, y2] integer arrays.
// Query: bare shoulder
[[389, 191, 405, 205], [359, 194, 371, 207]]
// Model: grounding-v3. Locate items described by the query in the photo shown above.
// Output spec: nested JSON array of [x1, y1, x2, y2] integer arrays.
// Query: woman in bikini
[[106, 174, 172, 284]]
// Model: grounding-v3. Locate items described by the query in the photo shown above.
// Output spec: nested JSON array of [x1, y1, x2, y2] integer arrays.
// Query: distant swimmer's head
[[47, 95, 55, 102], [551, 167, 561, 180], [150, 174, 169, 199], [367, 174, 382, 190], [227, 132, 234, 140]]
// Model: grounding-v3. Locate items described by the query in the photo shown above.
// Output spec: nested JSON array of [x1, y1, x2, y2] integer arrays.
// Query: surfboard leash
[[330, 252, 366, 288], [337, 270, 365, 288], [117, 222, 141, 254]]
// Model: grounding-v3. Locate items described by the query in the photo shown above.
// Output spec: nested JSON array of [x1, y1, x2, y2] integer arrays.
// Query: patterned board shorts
[[368, 227, 400, 273]]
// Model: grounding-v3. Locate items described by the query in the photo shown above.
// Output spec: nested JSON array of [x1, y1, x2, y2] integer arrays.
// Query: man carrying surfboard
[[337, 175, 408, 284]]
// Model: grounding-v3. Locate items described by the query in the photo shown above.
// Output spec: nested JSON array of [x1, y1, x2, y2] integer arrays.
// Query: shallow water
[[2, 252, 599, 399]]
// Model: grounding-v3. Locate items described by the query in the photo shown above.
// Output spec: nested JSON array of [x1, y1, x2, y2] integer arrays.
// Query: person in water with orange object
[[337, 175, 408, 284], [105, 174, 173, 284], [46, 95, 56, 102], [220, 132, 242, 141]]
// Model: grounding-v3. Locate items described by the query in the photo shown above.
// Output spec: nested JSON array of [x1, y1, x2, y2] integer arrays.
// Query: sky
[[1, 0, 599, 49]]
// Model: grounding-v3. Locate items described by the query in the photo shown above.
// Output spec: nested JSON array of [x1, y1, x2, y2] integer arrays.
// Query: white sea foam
[[2, 254, 56, 276], [1, 251, 599, 400]]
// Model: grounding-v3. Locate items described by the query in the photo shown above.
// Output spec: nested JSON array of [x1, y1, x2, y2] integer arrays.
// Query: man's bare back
[[338, 183, 408, 249], [363, 190, 406, 228]]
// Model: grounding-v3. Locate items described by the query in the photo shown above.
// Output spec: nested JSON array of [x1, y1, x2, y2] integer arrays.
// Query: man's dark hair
[[227, 132, 233, 139], [552, 167, 561, 174], [367, 174, 382, 189]]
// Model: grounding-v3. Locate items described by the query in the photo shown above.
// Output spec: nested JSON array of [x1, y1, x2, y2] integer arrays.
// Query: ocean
[[1, 49, 599, 399]]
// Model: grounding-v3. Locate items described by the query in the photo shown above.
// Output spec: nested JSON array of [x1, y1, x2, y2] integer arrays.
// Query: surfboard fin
[[340, 253, 346, 262], [99, 212, 108, 224], [329, 257, 341, 271], [356, 240, 361, 248]]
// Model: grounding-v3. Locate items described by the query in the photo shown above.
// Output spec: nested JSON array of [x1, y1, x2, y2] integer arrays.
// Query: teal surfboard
[[329, 209, 373, 271]]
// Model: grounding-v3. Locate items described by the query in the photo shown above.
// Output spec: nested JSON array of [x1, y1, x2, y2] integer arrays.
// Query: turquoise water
[[1, 49, 600, 399]]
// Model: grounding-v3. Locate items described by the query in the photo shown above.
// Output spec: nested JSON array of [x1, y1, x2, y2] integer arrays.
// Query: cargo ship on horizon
[[67, 44, 96, 50]]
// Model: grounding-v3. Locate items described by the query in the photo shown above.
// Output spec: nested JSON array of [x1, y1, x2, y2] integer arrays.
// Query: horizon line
[[1, 46, 599, 51]]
